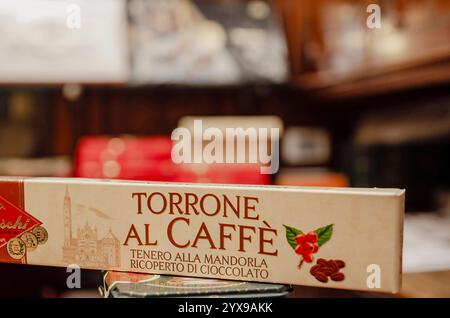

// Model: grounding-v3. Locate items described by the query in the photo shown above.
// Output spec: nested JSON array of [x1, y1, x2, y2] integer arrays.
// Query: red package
[[75, 136, 270, 185]]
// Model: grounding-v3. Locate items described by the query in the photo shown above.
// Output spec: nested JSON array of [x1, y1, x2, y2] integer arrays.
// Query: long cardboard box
[[0, 177, 404, 292]]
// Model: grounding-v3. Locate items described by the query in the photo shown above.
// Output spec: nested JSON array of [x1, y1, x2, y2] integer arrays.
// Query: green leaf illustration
[[314, 224, 333, 246], [283, 225, 303, 249]]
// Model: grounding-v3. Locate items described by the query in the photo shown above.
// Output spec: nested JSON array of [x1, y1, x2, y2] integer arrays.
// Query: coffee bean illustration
[[314, 272, 328, 283], [322, 266, 335, 276], [335, 260, 345, 268], [330, 272, 345, 281], [310, 264, 321, 275], [309, 258, 346, 283], [329, 260, 339, 271], [317, 258, 328, 266]]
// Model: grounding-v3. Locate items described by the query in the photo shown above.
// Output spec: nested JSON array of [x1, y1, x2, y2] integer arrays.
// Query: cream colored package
[[0, 177, 404, 293]]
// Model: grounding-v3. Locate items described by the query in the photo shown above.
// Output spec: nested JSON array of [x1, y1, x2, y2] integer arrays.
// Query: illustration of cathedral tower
[[61, 186, 121, 267], [63, 186, 72, 247]]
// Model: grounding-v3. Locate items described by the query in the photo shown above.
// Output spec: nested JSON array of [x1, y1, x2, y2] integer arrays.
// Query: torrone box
[[0, 177, 404, 293]]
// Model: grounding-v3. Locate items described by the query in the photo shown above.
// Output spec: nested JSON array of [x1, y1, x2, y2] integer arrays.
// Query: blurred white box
[[0, 0, 129, 84]]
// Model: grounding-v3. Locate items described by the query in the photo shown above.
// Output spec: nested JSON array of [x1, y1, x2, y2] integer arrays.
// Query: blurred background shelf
[[296, 58, 450, 99]]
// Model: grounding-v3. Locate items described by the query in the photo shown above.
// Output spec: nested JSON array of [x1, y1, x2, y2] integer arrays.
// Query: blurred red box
[[74, 136, 270, 185], [74, 136, 177, 181]]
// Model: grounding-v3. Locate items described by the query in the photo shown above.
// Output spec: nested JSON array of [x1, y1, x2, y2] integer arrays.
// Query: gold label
[[7, 237, 26, 260], [21, 232, 38, 252], [32, 226, 48, 245]]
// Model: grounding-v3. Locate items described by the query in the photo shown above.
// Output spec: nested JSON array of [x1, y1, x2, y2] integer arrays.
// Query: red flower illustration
[[284, 224, 333, 268], [294, 232, 319, 263]]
